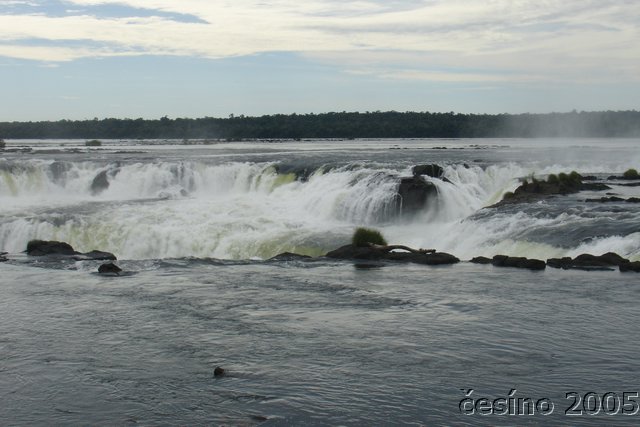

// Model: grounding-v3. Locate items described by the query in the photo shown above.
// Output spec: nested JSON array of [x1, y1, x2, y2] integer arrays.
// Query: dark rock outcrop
[[98, 263, 122, 275], [573, 252, 629, 267], [493, 173, 611, 207], [620, 262, 640, 272], [213, 366, 226, 377], [27, 240, 76, 256], [585, 196, 640, 203], [84, 250, 117, 261], [547, 252, 629, 270], [268, 252, 312, 261], [395, 176, 437, 214], [26, 239, 117, 260], [470, 256, 493, 264], [546, 257, 573, 269], [412, 164, 444, 178], [585, 196, 625, 203], [492, 255, 546, 270], [325, 244, 459, 265], [0, 251, 7, 262], [90, 170, 110, 195], [90, 167, 121, 195]]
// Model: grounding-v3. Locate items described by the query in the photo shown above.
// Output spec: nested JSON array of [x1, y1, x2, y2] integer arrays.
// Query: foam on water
[[1, 154, 639, 260]]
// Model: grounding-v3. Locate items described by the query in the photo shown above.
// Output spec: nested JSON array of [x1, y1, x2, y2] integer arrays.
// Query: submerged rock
[[98, 263, 122, 275], [325, 244, 459, 265]]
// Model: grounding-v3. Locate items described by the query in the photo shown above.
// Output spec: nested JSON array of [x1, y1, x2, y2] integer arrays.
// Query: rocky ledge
[[26, 240, 116, 261], [546, 252, 630, 271], [492, 172, 610, 207], [325, 244, 460, 265], [471, 255, 546, 270]]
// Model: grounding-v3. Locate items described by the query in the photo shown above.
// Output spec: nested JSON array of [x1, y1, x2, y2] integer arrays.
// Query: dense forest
[[1, 110, 639, 139]]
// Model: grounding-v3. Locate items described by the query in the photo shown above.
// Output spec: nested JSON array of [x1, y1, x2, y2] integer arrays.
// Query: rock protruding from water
[[325, 244, 459, 265], [0, 252, 7, 262], [26, 240, 117, 260], [547, 252, 630, 270], [395, 176, 437, 214], [491, 255, 546, 270], [493, 172, 610, 207], [585, 196, 640, 203], [213, 366, 226, 377], [90, 167, 121, 195], [98, 263, 122, 275], [470, 256, 492, 264], [27, 240, 76, 256], [620, 262, 640, 273], [268, 252, 312, 261], [90, 170, 110, 195], [84, 250, 117, 261], [412, 164, 444, 179]]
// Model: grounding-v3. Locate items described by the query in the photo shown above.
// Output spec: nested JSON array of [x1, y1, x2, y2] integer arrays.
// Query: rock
[[492, 174, 610, 207], [385, 251, 460, 265], [585, 196, 625, 203], [546, 257, 573, 269], [491, 255, 509, 266], [573, 252, 629, 267], [620, 262, 640, 272], [395, 176, 437, 215], [268, 252, 312, 261], [83, 250, 117, 261], [0, 251, 7, 262], [548, 252, 629, 269], [325, 244, 459, 265], [27, 240, 77, 256], [470, 256, 493, 264], [326, 244, 389, 260], [412, 164, 444, 178], [98, 263, 122, 275], [213, 366, 225, 377], [627, 197, 640, 203], [90, 167, 120, 195], [90, 170, 110, 195], [492, 255, 546, 270], [26, 239, 116, 260]]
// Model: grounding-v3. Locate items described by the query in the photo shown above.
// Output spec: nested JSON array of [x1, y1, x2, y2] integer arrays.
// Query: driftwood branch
[[368, 244, 436, 254]]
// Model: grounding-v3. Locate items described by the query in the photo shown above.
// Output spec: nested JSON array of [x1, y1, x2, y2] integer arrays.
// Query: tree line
[[1, 110, 639, 139]]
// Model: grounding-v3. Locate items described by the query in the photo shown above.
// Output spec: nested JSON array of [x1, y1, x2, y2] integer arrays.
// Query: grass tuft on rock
[[352, 227, 387, 247], [623, 168, 639, 179]]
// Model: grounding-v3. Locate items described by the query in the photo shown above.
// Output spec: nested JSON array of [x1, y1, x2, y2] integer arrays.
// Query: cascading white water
[[1, 157, 638, 260]]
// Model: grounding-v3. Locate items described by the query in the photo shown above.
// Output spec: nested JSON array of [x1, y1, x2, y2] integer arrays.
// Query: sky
[[0, 0, 639, 121]]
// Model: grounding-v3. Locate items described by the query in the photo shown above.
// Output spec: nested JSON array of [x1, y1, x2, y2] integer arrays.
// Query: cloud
[[0, 0, 638, 84]]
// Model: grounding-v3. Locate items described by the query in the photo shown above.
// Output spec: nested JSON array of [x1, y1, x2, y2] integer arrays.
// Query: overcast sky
[[1, 0, 639, 120]]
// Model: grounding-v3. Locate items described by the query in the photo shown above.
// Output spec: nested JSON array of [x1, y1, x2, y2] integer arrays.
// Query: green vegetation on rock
[[352, 227, 388, 247], [623, 168, 639, 179], [85, 139, 102, 147]]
